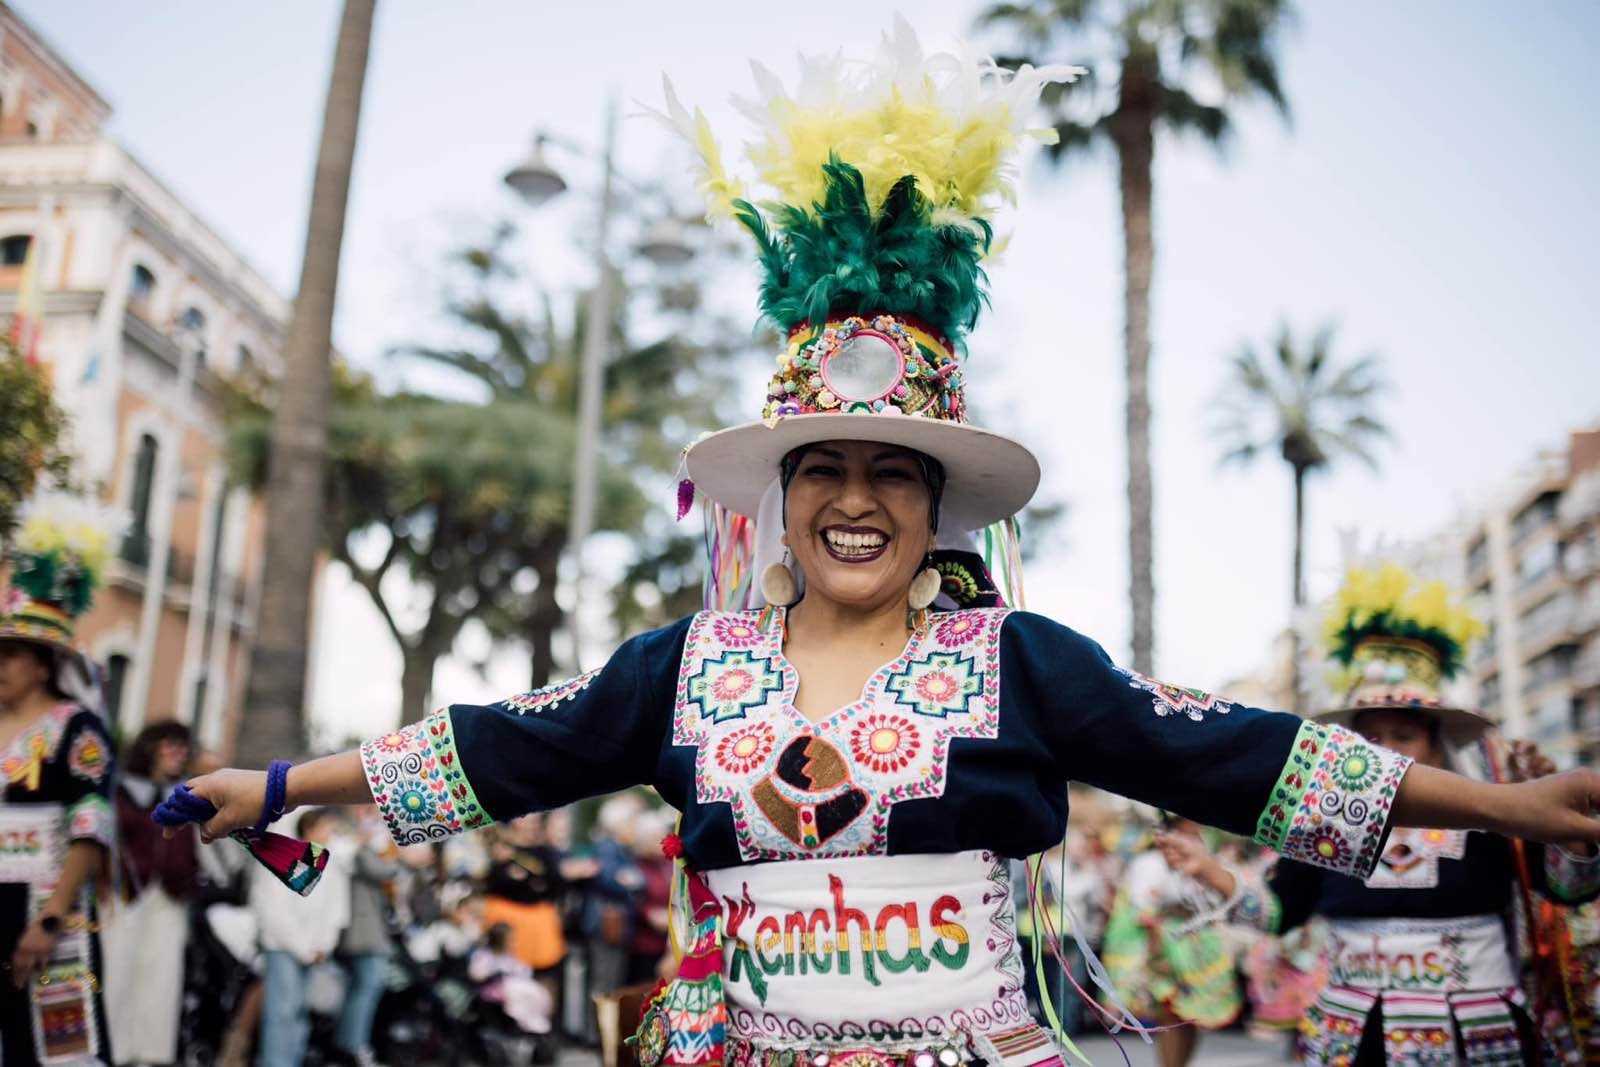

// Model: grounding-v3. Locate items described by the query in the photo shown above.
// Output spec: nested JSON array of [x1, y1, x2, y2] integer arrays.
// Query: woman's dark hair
[[122, 720, 194, 778], [486, 922, 513, 952]]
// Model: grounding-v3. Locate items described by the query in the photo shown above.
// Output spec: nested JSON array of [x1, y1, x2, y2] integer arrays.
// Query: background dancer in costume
[[103, 721, 199, 1067], [1159, 563, 1600, 1065], [1101, 817, 1240, 1067], [166, 22, 1600, 1067], [0, 497, 118, 1067]]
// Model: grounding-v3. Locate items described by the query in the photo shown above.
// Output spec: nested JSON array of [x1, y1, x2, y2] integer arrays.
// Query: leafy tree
[[1215, 322, 1388, 708], [227, 226, 744, 723], [390, 224, 744, 686], [981, 0, 1292, 673], [0, 340, 72, 547], [227, 372, 648, 722]]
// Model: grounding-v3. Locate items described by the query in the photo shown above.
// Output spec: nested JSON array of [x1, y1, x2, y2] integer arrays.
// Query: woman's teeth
[[825, 530, 887, 556]]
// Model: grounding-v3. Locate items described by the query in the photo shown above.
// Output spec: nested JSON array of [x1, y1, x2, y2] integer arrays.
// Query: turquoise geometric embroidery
[[686, 650, 784, 724], [885, 650, 981, 717]]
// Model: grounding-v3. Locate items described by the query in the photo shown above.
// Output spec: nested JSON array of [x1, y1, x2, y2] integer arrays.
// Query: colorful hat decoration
[[1, 494, 120, 659], [1314, 562, 1492, 744], [658, 18, 1080, 531]]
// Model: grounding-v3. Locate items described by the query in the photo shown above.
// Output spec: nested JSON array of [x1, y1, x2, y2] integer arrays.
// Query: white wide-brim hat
[[684, 411, 1041, 532], [1313, 699, 1495, 749]]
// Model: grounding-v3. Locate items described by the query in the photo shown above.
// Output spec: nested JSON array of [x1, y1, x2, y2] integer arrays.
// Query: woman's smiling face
[[783, 440, 935, 613]]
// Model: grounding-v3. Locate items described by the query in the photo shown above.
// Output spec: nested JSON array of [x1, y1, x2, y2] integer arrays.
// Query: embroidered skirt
[[1298, 915, 1528, 1066]]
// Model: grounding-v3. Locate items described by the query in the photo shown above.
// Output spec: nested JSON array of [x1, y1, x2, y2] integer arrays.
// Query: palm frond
[[1158, 84, 1228, 142]]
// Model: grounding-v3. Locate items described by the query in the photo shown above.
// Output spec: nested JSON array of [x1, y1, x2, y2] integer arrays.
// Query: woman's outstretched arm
[[186, 750, 368, 839], [1392, 760, 1600, 850]]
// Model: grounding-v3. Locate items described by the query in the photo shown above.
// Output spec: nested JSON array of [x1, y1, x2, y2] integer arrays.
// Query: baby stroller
[[176, 896, 258, 1067]]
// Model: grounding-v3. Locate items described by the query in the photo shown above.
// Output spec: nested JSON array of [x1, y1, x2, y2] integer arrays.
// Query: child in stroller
[[467, 922, 558, 1063]]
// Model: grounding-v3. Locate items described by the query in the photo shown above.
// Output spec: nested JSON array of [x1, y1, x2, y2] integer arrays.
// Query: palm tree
[[1214, 322, 1388, 710], [981, 0, 1291, 674], [235, 0, 376, 767]]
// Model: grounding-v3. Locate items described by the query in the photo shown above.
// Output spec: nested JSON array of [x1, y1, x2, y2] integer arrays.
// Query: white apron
[[704, 850, 1062, 1067]]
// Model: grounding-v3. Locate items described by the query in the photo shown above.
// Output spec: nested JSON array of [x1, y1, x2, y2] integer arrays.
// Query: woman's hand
[[1153, 831, 1210, 878], [9, 916, 59, 989], [182, 768, 268, 840], [1154, 831, 1237, 898], [1507, 739, 1560, 782], [1486, 769, 1600, 852]]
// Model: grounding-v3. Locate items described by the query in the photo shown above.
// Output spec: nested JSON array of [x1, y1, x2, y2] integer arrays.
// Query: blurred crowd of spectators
[[105, 722, 678, 1067]]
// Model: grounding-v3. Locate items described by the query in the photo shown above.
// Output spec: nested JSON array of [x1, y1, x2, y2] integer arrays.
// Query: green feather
[[1330, 612, 1467, 679], [745, 158, 991, 343]]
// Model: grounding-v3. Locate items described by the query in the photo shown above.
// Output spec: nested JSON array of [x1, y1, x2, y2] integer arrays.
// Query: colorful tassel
[[152, 784, 330, 896]]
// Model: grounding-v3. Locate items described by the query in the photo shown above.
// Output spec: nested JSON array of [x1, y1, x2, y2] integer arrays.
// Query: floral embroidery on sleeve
[[68, 729, 110, 784], [361, 710, 492, 845], [499, 668, 601, 715], [66, 794, 114, 848], [1545, 846, 1600, 903], [1114, 668, 1233, 722], [1253, 719, 1412, 880]]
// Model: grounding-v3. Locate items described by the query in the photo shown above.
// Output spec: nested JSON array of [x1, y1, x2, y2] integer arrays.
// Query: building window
[[235, 343, 255, 375], [104, 654, 130, 729], [0, 234, 31, 266], [121, 433, 159, 566], [179, 306, 208, 366], [1467, 536, 1489, 576], [128, 264, 156, 311]]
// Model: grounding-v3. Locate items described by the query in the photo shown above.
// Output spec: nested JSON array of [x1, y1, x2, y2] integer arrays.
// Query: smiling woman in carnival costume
[[1159, 563, 1600, 1065], [0, 497, 118, 1067], [173, 21, 1600, 1067]]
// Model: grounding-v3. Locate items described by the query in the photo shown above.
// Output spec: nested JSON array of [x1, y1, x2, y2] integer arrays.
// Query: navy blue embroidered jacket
[[360, 608, 1412, 879]]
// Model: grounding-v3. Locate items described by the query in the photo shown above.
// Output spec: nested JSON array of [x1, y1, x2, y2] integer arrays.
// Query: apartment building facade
[[1465, 429, 1600, 766], [0, 3, 295, 752]]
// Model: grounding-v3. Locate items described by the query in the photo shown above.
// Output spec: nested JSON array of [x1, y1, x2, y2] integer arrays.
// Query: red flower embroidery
[[849, 714, 922, 775], [712, 668, 755, 702], [714, 723, 776, 775], [712, 617, 764, 649]]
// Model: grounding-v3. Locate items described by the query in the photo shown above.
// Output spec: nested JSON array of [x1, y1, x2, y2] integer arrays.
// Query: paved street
[[1066, 1029, 1297, 1065], [550, 1029, 1298, 1067]]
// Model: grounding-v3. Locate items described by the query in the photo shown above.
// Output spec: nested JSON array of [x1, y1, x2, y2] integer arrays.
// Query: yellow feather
[[658, 20, 1082, 225]]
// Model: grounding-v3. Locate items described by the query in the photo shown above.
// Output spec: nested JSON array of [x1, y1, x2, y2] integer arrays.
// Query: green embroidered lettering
[[756, 916, 785, 976], [809, 909, 833, 974], [831, 874, 879, 986], [874, 902, 931, 974], [929, 894, 969, 970]]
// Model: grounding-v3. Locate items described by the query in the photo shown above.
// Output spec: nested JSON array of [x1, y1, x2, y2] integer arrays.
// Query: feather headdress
[[654, 16, 1082, 344], [1323, 562, 1485, 682], [3, 493, 126, 648]]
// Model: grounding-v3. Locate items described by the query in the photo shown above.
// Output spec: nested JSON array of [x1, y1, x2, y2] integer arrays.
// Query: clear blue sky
[[17, 1, 1598, 737]]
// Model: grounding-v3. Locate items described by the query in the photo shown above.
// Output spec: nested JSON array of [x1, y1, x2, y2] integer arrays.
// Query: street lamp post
[[504, 97, 693, 670], [567, 98, 617, 622]]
